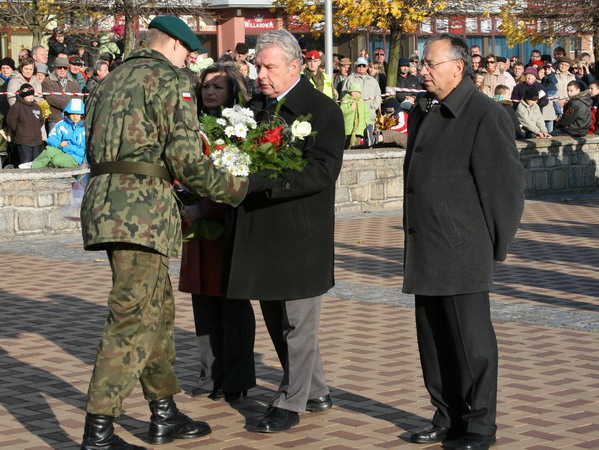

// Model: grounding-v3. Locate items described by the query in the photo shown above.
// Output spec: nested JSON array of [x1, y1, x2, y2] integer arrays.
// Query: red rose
[[258, 125, 285, 148]]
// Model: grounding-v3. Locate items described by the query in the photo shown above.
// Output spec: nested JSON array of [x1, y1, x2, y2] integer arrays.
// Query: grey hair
[[255, 30, 302, 65], [95, 59, 109, 72], [424, 33, 472, 78], [31, 45, 46, 57]]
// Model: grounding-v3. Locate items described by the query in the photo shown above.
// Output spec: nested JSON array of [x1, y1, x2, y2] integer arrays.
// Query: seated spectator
[[511, 66, 548, 110], [339, 82, 370, 148], [516, 87, 551, 138], [552, 81, 592, 137], [494, 85, 524, 139], [572, 60, 595, 90], [372, 96, 409, 148], [31, 98, 85, 168], [587, 80, 598, 134], [6, 83, 45, 167]]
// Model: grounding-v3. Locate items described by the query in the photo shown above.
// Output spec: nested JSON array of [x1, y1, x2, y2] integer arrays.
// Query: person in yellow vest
[[303, 50, 334, 99]]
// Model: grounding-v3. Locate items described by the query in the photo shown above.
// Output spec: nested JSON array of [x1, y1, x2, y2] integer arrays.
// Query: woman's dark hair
[[196, 63, 249, 109], [18, 57, 37, 74]]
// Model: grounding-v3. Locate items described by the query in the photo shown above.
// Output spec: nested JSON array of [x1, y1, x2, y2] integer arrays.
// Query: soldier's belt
[[90, 161, 172, 183]]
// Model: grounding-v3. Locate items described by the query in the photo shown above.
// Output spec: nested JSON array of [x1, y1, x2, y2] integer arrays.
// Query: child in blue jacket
[[32, 98, 85, 168]]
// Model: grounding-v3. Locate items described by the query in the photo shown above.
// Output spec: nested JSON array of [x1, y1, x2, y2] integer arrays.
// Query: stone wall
[[518, 135, 599, 196], [335, 148, 404, 213], [0, 168, 87, 240], [0, 135, 597, 240]]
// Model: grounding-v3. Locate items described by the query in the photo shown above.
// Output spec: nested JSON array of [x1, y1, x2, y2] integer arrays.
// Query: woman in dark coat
[[178, 63, 255, 402]]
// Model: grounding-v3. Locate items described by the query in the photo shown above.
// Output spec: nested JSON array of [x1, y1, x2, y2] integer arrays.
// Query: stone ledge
[[0, 136, 597, 239], [0, 166, 88, 182]]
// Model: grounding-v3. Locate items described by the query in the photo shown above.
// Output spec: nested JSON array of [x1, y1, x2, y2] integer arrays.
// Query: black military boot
[[147, 396, 212, 445], [81, 413, 147, 450]]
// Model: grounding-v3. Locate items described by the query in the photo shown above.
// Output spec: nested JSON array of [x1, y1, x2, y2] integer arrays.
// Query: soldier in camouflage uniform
[[79, 16, 248, 450]]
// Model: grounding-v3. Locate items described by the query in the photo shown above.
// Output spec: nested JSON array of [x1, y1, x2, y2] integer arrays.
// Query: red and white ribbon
[[0, 91, 89, 96]]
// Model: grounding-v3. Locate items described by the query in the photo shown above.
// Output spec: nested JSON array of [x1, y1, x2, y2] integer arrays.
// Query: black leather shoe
[[455, 432, 496, 449], [190, 387, 224, 400], [410, 425, 449, 443], [306, 394, 333, 412], [81, 413, 147, 450], [255, 406, 300, 433], [148, 397, 211, 445]]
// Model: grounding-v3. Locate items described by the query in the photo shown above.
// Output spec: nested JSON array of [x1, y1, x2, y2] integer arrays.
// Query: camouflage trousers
[[86, 244, 181, 417]]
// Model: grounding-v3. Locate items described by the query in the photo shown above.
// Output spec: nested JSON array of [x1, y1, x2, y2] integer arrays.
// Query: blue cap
[[399, 57, 410, 67], [149, 16, 201, 52]]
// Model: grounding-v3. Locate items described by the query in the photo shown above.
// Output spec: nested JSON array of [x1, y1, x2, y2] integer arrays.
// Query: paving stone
[[0, 197, 598, 448]]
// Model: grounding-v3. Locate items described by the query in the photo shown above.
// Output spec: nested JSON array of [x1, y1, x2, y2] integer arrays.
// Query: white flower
[[215, 139, 225, 145], [291, 120, 312, 139], [216, 118, 227, 126], [224, 126, 236, 137], [234, 124, 248, 139]]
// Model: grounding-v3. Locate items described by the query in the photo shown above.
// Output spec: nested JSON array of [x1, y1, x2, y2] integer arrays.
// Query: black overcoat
[[402, 77, 525, 296], [224, 76, 345, 301]]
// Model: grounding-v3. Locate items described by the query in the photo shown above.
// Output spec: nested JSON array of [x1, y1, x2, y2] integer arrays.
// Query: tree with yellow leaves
[[499, 0, 598, 76], [274, 0, 447, 88]]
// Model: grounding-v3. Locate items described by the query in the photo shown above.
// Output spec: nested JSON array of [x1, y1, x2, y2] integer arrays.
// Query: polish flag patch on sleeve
[[182, 92, 192, 101]]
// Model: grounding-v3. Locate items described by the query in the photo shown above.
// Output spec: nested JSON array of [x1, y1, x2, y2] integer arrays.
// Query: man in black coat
[[404, 34, 525, 450], [223, 29, 345, 433]]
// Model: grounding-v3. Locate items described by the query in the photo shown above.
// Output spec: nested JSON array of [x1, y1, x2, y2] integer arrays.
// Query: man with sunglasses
[[42, 56, 80, 133]]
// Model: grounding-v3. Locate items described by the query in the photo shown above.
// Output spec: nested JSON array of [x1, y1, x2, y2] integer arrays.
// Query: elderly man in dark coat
[[223, 29, 344, 433], [404, 33, 525, 450]]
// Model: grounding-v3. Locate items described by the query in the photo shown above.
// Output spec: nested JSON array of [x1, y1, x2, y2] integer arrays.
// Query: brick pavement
[[0, 197, 598, 449]]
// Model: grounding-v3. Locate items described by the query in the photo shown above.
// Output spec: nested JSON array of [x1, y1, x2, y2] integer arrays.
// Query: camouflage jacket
[[81, 48, 248, 257]]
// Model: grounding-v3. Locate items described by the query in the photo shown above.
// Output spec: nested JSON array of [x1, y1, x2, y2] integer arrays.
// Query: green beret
[[149, 16, 201, 52]]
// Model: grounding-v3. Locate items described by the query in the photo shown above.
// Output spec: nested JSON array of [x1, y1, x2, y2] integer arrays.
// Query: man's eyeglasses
[[357, 64, 367, 68], [56, 66, 68, 70], [419, 59, 457, 70]]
